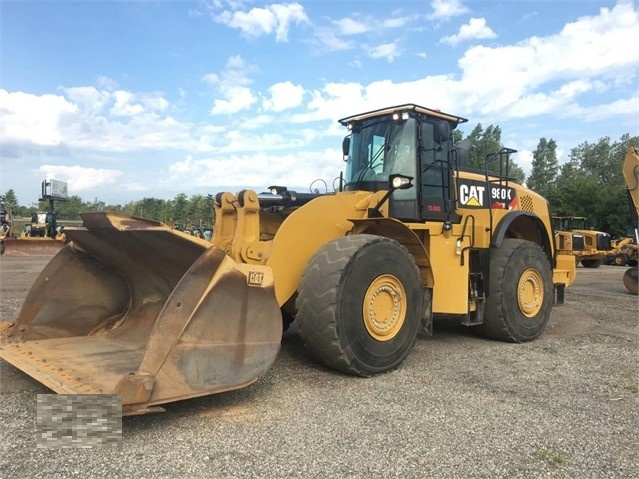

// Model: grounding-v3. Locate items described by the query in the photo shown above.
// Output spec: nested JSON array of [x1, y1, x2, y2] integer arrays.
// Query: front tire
[[478, 239, 553, 342], [295, 235, 423, 376]]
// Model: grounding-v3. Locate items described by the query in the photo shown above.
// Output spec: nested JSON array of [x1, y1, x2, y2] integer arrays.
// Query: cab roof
[[338, 103, 468, 126]]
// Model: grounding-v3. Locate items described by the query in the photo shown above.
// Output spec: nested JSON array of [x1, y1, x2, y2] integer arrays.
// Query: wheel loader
[[606, 236, 638, 267], [622, 147, 639, 295], [0, 104, 576, 415]]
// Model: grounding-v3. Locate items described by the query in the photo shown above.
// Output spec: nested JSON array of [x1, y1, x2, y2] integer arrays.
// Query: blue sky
[[1, 0, 638, 207]]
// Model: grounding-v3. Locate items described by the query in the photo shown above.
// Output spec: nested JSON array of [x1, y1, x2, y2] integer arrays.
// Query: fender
[[350, 217, 434, 288], [491, 210, 554, 264]]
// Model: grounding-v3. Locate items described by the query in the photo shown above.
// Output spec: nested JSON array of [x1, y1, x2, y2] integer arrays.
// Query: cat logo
[[248, 270, 264, 286], [459, 184, 486, 207]]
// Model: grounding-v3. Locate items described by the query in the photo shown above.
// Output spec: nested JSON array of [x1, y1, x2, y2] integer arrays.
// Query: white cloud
[[333, 18, 368, 35], [366, 41, 402, 62], [0, 88, 193, 152], [211, 86, 257, 114], [440, 18, 497, 46], [429, 0, 469, 20], [166, 148, 343, 191], [212, 2, 309, 41], [35, 165, 122, 192], [262, 81, 305, 112], [96, 75, 118, 91], [381, 16, 413, 29], [0, 89, 78, 145], [311, 27, 356, 53], [455, 1, 639, 118], [63, 86, 111, 114], [110, 90, 145, 117], [204, 55, 259, 114]]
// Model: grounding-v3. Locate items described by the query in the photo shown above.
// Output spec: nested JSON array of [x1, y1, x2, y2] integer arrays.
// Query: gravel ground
[[0, 255, 637, 478]]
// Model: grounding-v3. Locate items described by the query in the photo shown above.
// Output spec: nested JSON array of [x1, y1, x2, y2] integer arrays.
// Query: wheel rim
[[362, 274, 407, 341], [517, 268, 544, 318]]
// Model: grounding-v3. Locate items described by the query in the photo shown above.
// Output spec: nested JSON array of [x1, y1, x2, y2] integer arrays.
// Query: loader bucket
[[0, 212, 282, 415], [1, 238, 66, 256]]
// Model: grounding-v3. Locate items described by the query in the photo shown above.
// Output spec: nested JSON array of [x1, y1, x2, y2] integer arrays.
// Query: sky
[[1, 0, 638, 207]]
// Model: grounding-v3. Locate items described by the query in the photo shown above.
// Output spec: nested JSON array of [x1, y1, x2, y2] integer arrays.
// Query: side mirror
[[434, 120, 451, 142], [342, 136, 350, 162]]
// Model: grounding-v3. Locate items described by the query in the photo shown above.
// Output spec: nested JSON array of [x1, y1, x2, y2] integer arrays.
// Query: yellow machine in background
[[622, 147, 639, 295], [0, 209, 15, 256], [552, 216, 613, 268], [606, 236, 638, 267], [2, 180, 68, 256], [0, 104, 576, 415]]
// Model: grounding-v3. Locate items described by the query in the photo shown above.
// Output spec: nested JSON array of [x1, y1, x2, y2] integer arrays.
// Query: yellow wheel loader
[[0, 104, 576, 415], [606, 237, 638, 267], [622, 147, 639, 295]]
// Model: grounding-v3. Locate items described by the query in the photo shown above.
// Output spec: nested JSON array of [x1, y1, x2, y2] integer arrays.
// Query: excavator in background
[[0, 104, 576, 415], [622, 147, 639, 295], [2, 180, 68, 256]]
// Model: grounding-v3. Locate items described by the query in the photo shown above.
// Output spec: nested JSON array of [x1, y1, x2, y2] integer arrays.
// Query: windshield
[[344, 118, 417, 189]]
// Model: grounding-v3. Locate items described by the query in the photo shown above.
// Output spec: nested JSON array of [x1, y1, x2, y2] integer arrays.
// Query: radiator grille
[[520, 195, 534, 212], [597, 234, 611, 250]]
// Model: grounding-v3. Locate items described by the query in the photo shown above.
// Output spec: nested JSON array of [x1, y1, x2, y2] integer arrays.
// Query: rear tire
[[296, 235, 422, 376], [581, 259, 603, 268], [613, 254, 628, 266], [477, 239, 553, 342]]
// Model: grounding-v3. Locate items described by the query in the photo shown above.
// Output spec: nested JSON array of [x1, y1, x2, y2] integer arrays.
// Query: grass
[[538, 449, 567, 467]]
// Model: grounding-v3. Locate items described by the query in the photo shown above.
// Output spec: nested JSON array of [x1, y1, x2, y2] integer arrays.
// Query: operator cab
[[340, 104, 467, 223]]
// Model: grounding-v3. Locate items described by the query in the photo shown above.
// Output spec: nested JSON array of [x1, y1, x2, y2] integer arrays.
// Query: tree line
[[0, 191, 216, 231], [1, 128, 636, 237]]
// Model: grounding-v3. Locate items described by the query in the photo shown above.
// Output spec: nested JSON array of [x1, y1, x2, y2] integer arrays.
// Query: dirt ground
[[0, 255, 637, 479]]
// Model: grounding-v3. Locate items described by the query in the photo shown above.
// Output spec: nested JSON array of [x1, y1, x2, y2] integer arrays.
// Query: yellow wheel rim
[[517, 268, 543, 318], [362, 274, 407, 341]]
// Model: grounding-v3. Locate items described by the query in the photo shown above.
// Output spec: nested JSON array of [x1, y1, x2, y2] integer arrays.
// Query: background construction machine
[[552, 216, 613, 268], [606, 234, 638, 267], [2, 179, 68, 256], [0, 209, 15, 256], [0, 104, 575, 415], [622, 147, 638, 294]]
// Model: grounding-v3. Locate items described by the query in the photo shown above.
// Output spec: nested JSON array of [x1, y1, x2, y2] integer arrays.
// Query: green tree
[[1, 189, 19, 212], [552, 134, 638, 236], [187, 194, 209, 226], [527, 138, 558, 198], [463, 124, 526, 183], [172, 193, 189, 225], [54, 195, 84, 220]]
